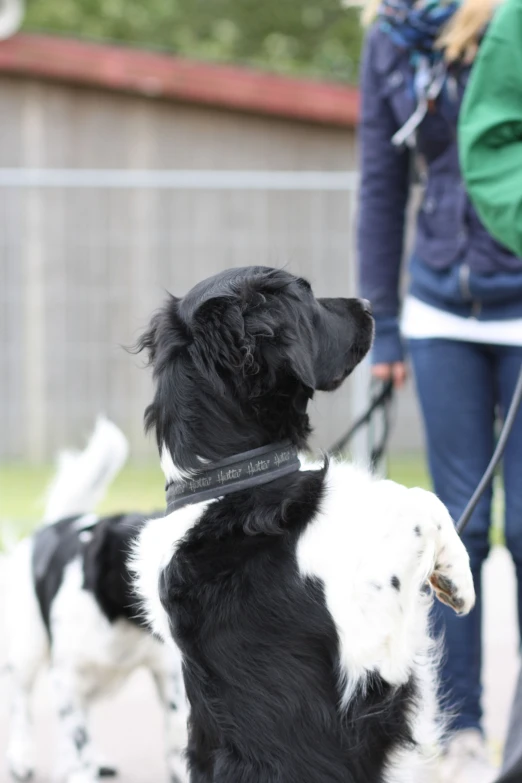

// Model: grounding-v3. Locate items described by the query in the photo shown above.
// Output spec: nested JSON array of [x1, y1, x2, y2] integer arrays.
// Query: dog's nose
[[360, 298, 372, 314]]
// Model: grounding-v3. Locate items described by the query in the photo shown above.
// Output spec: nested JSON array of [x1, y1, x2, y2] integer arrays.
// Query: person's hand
[[372, 361, 408, 389]]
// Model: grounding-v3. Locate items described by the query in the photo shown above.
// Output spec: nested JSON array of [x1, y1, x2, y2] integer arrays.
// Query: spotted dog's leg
[[151, 653, 189, 783], [7, 667, 37, 782], [6, 538, 49, 783], [51, 666, 97, 783], [406, 487, 475, 615], [373, 481, 475, 618], [384, 487, 475, 781], [353, 479, 475, 690], [361, 482, 473, 782]]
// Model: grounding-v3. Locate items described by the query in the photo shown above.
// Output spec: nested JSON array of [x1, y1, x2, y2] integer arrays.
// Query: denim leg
[[497, 658, 522, 783], [409, 338, 495, 733], [496, 346, 522, 640]]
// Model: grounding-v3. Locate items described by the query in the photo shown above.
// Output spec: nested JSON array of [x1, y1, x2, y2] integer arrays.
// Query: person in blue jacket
[[357, 0, 522, 781]]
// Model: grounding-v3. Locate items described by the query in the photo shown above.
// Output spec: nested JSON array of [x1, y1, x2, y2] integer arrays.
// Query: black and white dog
[[131, 266, 475, 783], [5, 419, 187, 783]]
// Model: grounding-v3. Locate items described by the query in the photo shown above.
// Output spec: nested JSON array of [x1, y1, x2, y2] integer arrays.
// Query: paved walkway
[[0, 547, 519, 782]]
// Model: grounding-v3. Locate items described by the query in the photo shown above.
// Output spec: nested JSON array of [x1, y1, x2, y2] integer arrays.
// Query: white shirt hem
[[400, 296, 522, 346]]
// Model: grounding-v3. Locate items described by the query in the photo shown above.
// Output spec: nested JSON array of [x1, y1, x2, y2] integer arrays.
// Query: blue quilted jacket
[[357, 26, 522, 363]]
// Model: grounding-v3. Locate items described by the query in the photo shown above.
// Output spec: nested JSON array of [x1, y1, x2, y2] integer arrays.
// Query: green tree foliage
[[23, 0, 363, 82]]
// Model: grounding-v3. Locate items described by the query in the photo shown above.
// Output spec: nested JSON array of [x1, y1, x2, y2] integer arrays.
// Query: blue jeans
[[408, 338, 522, 733]]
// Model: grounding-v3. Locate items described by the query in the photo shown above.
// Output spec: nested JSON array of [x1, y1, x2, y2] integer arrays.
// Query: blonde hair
[[362, 0, 501, 62]]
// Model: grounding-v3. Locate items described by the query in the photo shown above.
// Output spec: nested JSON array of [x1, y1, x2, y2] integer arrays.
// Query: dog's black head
[[136, 267, 373, 474]]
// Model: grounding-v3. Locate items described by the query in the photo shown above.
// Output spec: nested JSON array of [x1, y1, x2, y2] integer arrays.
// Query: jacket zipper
[[459, 264, 482, 317], [459, 264, 472, 300]]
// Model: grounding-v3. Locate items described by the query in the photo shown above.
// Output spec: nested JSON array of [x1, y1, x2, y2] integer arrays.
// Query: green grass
[[0, 463, 166, 546], [387, 453, 431, 490], [0, 453, 503, 547]]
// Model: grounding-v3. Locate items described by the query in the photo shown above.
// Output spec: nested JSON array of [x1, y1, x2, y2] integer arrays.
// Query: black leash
[[457, 364, 522, 535], [328, 379, 394, 470]]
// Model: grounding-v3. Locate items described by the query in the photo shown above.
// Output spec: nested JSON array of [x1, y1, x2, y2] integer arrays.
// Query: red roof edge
[[0, 33, 359, 127]]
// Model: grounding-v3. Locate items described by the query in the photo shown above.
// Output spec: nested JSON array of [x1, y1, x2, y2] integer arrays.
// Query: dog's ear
[[276, 330, 316, 390], [134, 296, 190, 448], [134, 311, 161, 367], [189, 294, 262, 384], [190, 287, 317, 393], [133, 295, 183, 369]]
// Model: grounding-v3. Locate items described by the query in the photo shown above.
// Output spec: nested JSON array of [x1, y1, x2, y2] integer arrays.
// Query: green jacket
[[459, 0, 522, 258]]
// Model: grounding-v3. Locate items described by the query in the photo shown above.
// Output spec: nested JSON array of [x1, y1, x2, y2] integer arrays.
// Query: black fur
[[33, 512, 161, 636], [136, 267, 419, 782], [135, 266, 373, 473]]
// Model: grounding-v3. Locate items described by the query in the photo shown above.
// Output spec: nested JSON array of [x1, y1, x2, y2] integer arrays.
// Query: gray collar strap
[[165, 441, 301, 514]]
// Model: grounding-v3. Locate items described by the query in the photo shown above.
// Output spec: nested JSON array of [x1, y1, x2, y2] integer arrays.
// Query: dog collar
[[165, 441, 301, 514]]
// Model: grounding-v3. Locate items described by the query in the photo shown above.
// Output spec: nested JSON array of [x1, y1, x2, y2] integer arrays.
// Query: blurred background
[[0, 0, 426, 528], [0, 2, 515, 781]]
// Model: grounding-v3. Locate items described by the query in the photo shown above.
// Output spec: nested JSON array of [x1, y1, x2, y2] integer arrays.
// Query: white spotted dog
[[5, 418, 188, 783], [131, 267, 475, 783]]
